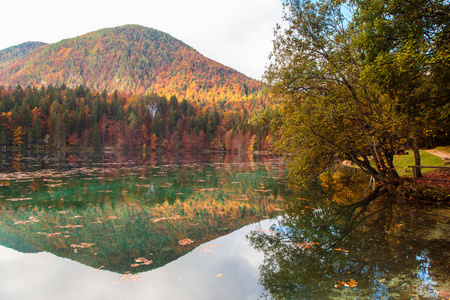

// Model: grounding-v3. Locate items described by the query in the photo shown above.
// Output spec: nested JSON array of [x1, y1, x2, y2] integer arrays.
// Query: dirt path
[[425, 150, 450, 161]]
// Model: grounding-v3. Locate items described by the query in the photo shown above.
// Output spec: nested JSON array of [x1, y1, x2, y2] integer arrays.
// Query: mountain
[[0, 41, 47, 64], [0, 25, 265, 103]]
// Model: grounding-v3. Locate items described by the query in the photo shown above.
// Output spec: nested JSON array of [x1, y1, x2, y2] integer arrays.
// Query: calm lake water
[[0, 151, 448, 299]]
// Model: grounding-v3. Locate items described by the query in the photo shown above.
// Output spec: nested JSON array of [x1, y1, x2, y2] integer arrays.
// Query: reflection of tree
[[248, 173, 449, 299], [0, 157, 289, 274]]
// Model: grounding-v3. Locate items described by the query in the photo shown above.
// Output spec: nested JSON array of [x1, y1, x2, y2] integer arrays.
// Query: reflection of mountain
[[0, 158, 289, 274], [0, 229, 40, 253]]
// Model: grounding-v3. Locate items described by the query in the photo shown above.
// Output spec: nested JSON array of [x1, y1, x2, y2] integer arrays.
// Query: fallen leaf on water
[[296, 242, 319, 249], [6, 197, 32, 202], [57, 224, 83, 229], [14, 216, 39, 225], [335, 279, 358, 288], [334, 248, 349, 254], [178, 238, 194, 245], [131, 257, 153, 267], [304, 206, 317, 210], [113, 273, 143, 284], [90, 266, 104, 271], [151, 215, 183, 223], [297, 197, 311, 201], [200, 244, 220, 253], [71, 243, 95, 252], [37, 232, 62, 237]]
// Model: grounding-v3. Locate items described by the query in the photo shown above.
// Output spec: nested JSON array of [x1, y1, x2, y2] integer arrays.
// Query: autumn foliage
[[0, 84, 272, 152], [0, 25, 266, 106]]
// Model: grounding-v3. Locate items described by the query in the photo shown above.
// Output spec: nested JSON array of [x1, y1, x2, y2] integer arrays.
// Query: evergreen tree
[[91, 123, 101, 150]]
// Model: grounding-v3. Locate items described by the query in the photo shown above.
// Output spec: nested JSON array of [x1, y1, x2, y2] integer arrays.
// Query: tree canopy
[[265, 0, 449, 194]]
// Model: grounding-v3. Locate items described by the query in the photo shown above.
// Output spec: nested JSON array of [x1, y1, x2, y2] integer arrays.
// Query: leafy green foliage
[[265, 0, 404, 190]]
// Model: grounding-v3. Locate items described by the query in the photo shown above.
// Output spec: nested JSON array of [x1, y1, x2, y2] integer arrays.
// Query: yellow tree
[[266, 0, 405, 197], [13, 126, 25, 148]]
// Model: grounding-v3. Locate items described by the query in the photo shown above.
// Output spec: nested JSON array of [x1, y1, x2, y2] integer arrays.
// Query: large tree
[[265, 0, 407, 194], [354, 0, 450, 178]]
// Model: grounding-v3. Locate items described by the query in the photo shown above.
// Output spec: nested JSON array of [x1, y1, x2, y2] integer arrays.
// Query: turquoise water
[[0, 151, 448, 299]]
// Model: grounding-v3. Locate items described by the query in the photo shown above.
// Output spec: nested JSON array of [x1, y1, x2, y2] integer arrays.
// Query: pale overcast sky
[[0, 0, 283, 80]]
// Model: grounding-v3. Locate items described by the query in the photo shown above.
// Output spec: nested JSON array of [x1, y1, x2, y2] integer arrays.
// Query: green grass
[[394, 150, 448, 177]]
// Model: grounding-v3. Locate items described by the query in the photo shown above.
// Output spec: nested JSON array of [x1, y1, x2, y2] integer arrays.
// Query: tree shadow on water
[[248, 167, 450, 299]]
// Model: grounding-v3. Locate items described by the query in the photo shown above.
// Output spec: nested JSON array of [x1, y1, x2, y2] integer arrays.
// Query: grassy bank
[[394, 150, 448, 177]]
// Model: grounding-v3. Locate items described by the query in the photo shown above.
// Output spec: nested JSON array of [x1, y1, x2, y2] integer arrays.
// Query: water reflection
[[248, 168, 450, 299], [0, 151, 287, 275]]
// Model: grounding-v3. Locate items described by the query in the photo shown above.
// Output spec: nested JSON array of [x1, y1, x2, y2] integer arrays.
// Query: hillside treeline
[[0, 26, 266, 104], [0, 84, 271, 152]]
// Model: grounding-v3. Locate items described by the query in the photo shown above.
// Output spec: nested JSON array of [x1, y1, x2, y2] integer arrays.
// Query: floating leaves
[[178, 238, 194, 245], [14, 216, 39, 225], [6, 197, 32, 202], [37, 232, 63, 237], [304, 206, 317, 210], [335, 279, 358, 288], [333, 248, 349, 254], [56, 224, 83, 229], [131, 257, 153, 267], [198, 188, 218, 192], [71, 242, 95, 253], [254, 189, 273, 192], [296, 242, 319, 249], [151, 215, 183, 223], [113, 273, 143, 284], [200, 244, 220, 253]]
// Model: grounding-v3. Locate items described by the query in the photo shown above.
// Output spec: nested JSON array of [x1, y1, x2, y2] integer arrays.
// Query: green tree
[[91, 123, 101, 151], [31, 114, 42, 146], [265, 0, 404, 195], [0, 113, 9, 148], [354, 0, 450, 178], [152, 112, 164, 140], [49, 101, 65, 148]]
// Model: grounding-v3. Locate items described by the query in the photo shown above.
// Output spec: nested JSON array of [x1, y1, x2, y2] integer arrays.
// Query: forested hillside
[[0, 84, 271, 152], [0, 42, 46, 64], [0, 25, 266, 105]]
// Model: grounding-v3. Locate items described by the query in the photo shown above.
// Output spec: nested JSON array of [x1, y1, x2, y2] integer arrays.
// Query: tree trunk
[[412, 134, 422, 178]]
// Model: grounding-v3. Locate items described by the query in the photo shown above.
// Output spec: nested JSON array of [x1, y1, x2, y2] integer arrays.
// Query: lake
[[0, 151, 448, 299]]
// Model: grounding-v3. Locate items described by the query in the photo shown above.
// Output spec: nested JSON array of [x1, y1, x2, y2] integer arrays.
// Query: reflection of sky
[[0, 220, 273, 300], [416, 250, 437, 291]]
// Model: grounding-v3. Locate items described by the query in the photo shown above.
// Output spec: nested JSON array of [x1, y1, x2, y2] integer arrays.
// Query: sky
[[0, 0, 284, 80]]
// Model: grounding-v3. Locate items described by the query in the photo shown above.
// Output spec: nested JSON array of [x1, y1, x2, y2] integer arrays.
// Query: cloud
[[0, 0, 282, 79]]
